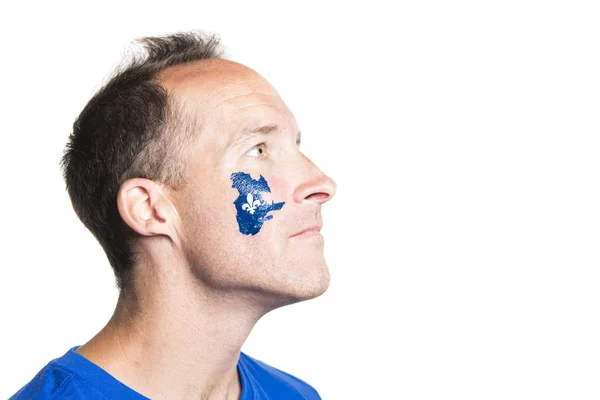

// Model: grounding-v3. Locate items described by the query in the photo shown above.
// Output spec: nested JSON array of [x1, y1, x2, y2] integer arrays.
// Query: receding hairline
[[154, 58, 258, 89], [155, 58, 270, 118], [154, 58, 283, 138]]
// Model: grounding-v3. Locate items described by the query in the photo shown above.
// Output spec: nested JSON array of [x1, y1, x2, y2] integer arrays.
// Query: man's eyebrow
[[229, 124, 302, 148], [249, 124, 279, 134]]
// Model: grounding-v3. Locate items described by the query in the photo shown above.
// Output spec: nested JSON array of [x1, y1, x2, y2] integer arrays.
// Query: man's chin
[[266, 264, 331, 308], [224, 256, 331, 311]]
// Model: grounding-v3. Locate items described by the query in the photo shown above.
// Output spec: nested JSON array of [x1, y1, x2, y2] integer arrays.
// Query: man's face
[[162, 60, 336, 306]]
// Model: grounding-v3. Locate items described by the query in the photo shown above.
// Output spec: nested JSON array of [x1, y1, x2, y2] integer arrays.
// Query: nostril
[[306, 192, 331, 203]]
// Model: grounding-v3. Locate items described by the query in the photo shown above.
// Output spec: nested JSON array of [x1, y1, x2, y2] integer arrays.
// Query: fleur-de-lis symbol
[[242, 193, 261, 215]]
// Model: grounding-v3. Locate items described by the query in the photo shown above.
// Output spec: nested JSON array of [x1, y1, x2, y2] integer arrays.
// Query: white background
[[1, 1, 599, 399]]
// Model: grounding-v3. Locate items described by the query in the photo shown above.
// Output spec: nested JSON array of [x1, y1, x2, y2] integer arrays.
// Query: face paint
[[230, 172, 286, 235]]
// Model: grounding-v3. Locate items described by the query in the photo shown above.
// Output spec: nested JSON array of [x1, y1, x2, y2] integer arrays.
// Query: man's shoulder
[[240, 352, 322, 399], [10, 360, 79, 400], [8, 347, 138, 400]]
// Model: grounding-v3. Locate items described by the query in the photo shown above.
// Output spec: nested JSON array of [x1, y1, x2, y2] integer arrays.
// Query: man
[[11, 30, 336, 400]]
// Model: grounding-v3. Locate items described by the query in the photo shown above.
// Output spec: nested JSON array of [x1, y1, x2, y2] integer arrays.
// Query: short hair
[[60, 31, 223, 292]]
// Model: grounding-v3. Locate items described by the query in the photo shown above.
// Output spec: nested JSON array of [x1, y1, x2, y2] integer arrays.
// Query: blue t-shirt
[[10, 345, 321, 399]]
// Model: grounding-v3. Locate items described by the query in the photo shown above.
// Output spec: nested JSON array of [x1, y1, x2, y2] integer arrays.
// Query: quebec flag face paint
[[230, 172, 285, 235]]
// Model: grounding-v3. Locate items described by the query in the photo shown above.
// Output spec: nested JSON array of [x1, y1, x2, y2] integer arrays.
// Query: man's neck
[[76, 272, 269, 400]]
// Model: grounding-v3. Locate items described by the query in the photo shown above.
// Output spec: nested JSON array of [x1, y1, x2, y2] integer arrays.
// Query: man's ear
[[117, 178, 174, 238]]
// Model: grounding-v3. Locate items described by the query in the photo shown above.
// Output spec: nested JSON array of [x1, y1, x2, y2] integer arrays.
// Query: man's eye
[[246, 143, 267, 159]]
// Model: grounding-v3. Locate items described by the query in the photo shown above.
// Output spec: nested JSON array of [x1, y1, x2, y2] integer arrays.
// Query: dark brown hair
[[60, 31, 222, 291]]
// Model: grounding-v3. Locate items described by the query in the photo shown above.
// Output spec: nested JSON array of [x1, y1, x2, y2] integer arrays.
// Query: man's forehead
[[201, 88, 296, 147], [161, 59, 287, 122], [157, 59, 273, 101], [157, 58, 251, 81], [158, 59, 297, 150]]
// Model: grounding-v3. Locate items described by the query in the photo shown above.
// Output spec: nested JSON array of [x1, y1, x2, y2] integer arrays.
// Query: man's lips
[[289, 225, 322, 238]]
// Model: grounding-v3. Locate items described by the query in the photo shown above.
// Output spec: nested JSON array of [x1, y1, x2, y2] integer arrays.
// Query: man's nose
[[293, 154, 337, 205]]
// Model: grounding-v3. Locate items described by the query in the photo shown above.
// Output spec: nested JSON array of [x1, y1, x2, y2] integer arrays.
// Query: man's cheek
[[230, 172, 286, 236], [259, 175, 284, 203]]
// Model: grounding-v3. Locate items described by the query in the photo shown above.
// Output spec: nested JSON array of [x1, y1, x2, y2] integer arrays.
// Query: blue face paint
[[230, 172, 285, 235]]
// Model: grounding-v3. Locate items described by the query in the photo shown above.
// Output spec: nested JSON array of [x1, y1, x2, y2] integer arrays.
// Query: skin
[[75, 59, 336, 400]]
